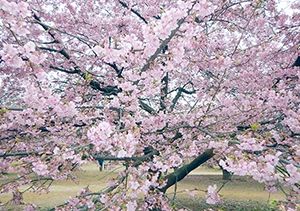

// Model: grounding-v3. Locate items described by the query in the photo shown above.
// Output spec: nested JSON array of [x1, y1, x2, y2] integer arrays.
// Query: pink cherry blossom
[[0, 0, 299, 210], [206, 184, 221, 205], [32, 161, 49, 176]]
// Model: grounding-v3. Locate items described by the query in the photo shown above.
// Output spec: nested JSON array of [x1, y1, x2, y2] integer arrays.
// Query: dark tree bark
[[159, 149, 214, 192], [222, 168, 232, 180], [293, 56, 300, 67]]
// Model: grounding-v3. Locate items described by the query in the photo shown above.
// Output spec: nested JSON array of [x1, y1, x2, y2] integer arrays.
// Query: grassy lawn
[[0, 163, 285, 210]]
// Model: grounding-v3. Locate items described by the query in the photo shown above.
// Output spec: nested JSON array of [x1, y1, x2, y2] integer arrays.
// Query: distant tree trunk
[[221, 167, 232, 180], [97, 159, 105, 171]]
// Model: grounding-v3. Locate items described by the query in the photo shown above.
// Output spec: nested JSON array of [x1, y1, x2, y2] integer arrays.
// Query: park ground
[[0, 162, 287, 210]]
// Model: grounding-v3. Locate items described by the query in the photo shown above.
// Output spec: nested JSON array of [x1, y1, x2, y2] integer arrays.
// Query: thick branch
[[49, 65, 79, 74], [33, 13, 56, 41], [170, 85, 196, 111], [139, 99, 156, 114], [0, 151, 40, 158], [293, 56, 300, 67], [104, 62, 124, 78], [33, 14, 121, 96], [93, 149, 159, 163], [160, 73, 168, 111], [237, 113, 284, 131], [39, 47, 70, 60], [160, 149, 214, 192]]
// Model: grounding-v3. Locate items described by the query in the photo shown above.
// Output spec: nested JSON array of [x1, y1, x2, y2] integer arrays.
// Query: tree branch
[[0, 151, 40, 158], [140, 2, 197, 73], [39, 47, 70, 59], [93, 149, 159, 163], [236, 113, 284, 131], [140, 18, 185, 72], [49, 65, 79, 74], [119, 1, 148, 24], [104, 62, 124, 78], [160, 149, 214, 192], [293, 56, 300, 67], [139, 99, 156, 114]]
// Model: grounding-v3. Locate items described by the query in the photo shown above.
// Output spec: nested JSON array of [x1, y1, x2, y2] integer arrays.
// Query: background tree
[[0, 0, 299, 210]]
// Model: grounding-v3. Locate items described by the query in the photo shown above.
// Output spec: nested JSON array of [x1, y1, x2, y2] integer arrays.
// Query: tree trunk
[[222, 168, 232, 180]]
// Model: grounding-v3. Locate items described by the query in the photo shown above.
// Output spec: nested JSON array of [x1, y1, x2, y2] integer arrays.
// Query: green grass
[[0, 163, 285, 210], [174, 198, 278, 211]]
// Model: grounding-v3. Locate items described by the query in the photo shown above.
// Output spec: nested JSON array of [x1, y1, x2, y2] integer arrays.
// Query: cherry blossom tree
[[0, 0, 299, 210]]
